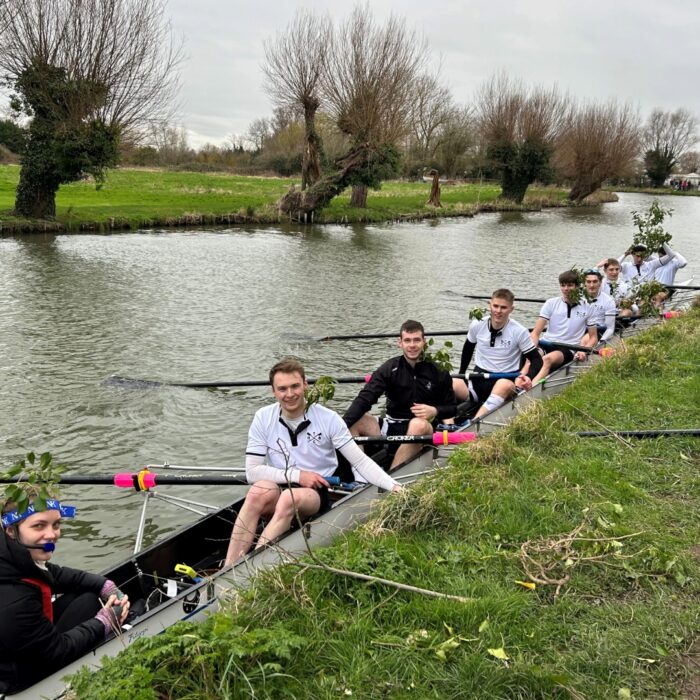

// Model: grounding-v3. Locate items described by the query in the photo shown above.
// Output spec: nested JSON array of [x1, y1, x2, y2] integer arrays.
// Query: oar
[[0, 472, 349, 488], [667, 284, 700, 291], [442, 290, 547, 304], [108, 371, 518, 390], [354, 432, 477, 446], [539, 339, 615, 356], [315, 329, 469, 341], [577, 429, 700, 438]]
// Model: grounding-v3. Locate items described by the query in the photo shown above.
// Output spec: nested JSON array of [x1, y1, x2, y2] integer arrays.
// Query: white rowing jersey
[[602, 277, 633, 302], [655, 253, 687, 286], [246, 402, 353, 477], [467, 317, 535, 372], [539, 297, 597, 345], [587, 290, 617, 341]]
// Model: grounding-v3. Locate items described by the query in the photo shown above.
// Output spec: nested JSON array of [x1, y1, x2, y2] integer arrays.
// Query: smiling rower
[[343, 320, 457, 470], [453, 289, 543, 420], [584, 269, 617, 342]]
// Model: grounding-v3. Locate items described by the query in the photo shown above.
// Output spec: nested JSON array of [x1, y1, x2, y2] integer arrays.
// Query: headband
[[2, 499, 76, 528]]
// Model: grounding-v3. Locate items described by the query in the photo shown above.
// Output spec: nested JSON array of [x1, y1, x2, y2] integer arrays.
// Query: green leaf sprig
[[1, 452, 66, 517], [631, 201, 673, 252], [422, 338, 453, 372], [305, 376, 337, 407]]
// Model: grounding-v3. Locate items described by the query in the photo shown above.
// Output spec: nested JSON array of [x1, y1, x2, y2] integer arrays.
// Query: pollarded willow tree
[[0, 0, 181, 218], [478, 73, 567, 204], [643, 108, 698, 187], [263, 10, 331, 191], [554, 100, 640, 202], [277, 6, 425, 218]]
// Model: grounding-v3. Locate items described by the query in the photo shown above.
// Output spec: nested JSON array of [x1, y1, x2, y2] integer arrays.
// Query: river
[[0, 192, 698, 568]]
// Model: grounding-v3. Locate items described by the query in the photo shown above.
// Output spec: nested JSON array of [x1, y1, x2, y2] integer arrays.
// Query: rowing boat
[[5, 286, 694, 699], [4, 447, 437, 700]]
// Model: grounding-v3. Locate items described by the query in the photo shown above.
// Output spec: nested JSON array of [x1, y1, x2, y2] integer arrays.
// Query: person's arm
[[530, 317, 547, 344], [522, 347, 543, 381], [458, 339, 476, 374], [49, 565, 106, 596], [582, 323, 598, 348], [343, 360, 390, 428], [0, 585, 107, 676], [663, 242, 687, 269], [245, 453, 301, 484], [338, 440, 400, 492]]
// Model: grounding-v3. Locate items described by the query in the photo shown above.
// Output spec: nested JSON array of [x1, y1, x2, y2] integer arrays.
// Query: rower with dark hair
[[617, 243, 674, 284], [0, 495, 129, 694], [530, 270, 598, 384], [343, 320, 457, 470], [453, 289, 543, 420], [584, 269, 617, 342], [224, 358, 400, 565]]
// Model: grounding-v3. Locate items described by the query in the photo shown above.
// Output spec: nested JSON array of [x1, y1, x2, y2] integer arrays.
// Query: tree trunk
[[350, 184, 368, 208], [14, 165, 59, 218], [500, 169, 530, 204], [277, 143, 380, 219], [427, 169, 441, 207], [301, 97, 322, 191], [569, 178, 603, 203]]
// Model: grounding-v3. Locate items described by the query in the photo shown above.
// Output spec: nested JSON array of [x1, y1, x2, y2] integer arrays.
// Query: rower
[[653, 243, 688, 303], [617, 243, 673, 284], [530, 270, 598, 385], [597, 258, 635, 318], [343, 320, 457, 470], [583, 269, 616, 342], [224, 358, 400, 565], [453, 288, 543, 420]]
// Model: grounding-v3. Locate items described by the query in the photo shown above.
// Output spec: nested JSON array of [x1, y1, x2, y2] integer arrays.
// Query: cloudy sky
[[168, 0, 698, 148]]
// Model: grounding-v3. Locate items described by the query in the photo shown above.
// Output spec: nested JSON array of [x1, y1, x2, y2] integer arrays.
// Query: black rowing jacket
[[343, 355, 457, 427]]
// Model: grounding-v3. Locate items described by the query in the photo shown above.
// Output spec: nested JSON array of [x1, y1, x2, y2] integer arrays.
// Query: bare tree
[[409, 73, 454, 163], [263, 10, 331, 190], [0, 0, 182, 217], [678, 150, 700, 174], [275, 6, 425, 217], [478, 73, 566, 203], [554, 100, 640, 202], [436, 106, 475, 178], [643, 108, 698, 187], [246, 117, 272, 153]]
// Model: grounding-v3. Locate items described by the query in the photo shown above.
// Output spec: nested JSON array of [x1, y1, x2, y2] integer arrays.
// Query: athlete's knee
[[245, 482, 280, 510], [407, 418, 432, 435]]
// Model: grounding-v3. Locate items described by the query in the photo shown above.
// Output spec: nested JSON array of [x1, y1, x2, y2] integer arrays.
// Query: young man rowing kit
[[453, 289, 543, 420], [343, 320, 457, 470]]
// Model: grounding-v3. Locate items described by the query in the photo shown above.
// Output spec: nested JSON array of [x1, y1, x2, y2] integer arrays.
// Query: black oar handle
[[667, 284, 700, 291], [457, 293, 546, 304], [317, 330, 469, 341], [577, 429, 700, 438]]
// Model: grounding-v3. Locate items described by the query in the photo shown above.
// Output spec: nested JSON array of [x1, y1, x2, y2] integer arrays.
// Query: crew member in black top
[[343, 320, 457, 470]]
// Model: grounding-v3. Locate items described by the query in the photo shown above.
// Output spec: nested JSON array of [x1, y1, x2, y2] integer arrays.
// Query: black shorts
[[542, 345, 575, 365], [469, 375, 499, 404], [378, 417, 411, 437], [282, 485, 330, 512]]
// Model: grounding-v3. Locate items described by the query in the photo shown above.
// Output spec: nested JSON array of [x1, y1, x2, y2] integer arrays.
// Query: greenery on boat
[[1, 451, 66, 513], [67, 309, 700, 699], [631, 200, 673, 251]]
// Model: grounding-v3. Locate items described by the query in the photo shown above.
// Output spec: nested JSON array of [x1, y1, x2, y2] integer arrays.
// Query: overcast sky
[[167, 0, 698, 148]]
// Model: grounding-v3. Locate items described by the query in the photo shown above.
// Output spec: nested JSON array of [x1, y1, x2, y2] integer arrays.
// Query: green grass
[[68, 310, 700, 699], [608, 185, 700, 198], [0, 164, 572, 232]]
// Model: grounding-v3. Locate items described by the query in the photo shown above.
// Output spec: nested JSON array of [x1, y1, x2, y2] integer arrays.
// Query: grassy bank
[[0, 165, 581, 233], [609, 185, 700, 198], [69, 310, 700, 699]]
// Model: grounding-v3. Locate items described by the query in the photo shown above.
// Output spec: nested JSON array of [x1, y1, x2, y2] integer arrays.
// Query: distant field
[[0, 164, 571, 232]]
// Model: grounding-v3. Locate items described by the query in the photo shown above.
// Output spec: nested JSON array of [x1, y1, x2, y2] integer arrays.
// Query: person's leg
[[473, 379, 517, 419], [256, 488, 321, 548], [531, 350, 563, 384], [348, 413, 381, 438], [390, 417, 432, 470], [452, 377, 469, 401], [53, 592, 102, 632], [224, 481, 280, 565]]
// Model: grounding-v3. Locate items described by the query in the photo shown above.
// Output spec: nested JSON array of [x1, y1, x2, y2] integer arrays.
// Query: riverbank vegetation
[[0, 165, 579, 233], [68, 309, 700, 699]]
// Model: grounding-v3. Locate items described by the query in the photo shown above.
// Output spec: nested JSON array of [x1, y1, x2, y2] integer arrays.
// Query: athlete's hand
[[410, 403, 437, 420], [297, 471, 330, 488], [574, 351, 587, 362], [515, 375, 532, 391]]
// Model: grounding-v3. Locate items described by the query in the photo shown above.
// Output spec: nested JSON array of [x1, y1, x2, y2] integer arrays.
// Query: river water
[[0, 192, 698, 569]]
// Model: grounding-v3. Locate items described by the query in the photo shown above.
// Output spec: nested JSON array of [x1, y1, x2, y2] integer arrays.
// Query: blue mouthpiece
[[42, 543, 56, 552]]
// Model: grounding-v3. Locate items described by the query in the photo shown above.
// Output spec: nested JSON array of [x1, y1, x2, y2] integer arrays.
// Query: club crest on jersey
[[306, 431, 323, 446], [425, 381, 432, 390], [499, 339, 512, 347]]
